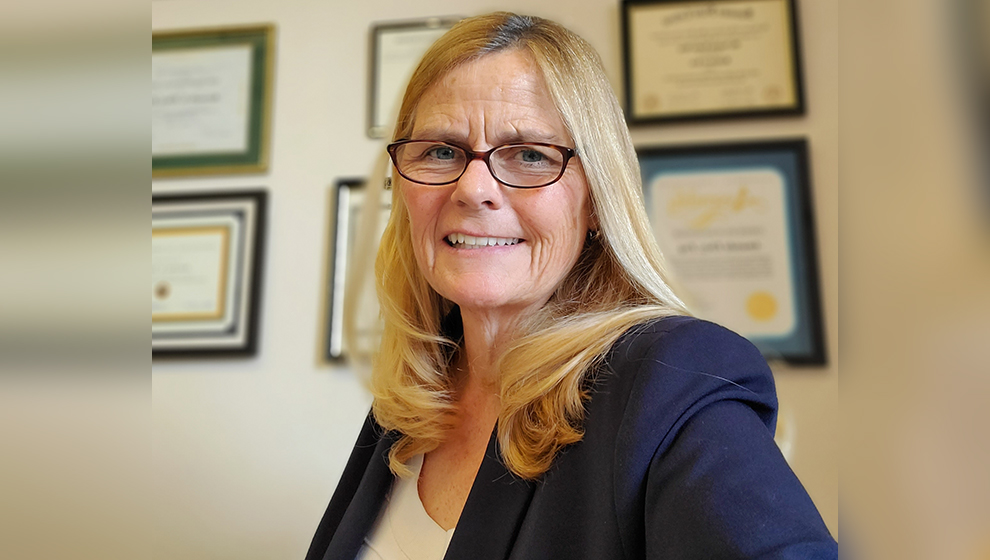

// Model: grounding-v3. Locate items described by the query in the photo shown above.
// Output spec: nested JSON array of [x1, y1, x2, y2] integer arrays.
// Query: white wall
[[152, 1, 837, 557]]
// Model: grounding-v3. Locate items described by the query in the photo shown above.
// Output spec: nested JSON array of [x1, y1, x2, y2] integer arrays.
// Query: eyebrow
[[492, 129, 564, 145], [410, 128, 565, 146], [408, 130, 465, 144]]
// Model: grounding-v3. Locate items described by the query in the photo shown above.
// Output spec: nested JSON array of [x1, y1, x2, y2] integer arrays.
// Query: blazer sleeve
[[644, 399, 837, 558], [615, 318, 837, 559]]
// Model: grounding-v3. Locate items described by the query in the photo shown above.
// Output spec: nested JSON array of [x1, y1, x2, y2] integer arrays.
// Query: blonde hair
[[372, 12, 688, 479]]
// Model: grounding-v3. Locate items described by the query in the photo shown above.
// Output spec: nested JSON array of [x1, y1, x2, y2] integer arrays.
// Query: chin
[[445, 292, 512, 313]]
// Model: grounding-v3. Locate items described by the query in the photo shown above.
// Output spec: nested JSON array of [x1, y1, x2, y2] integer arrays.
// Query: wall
[[152, 0, 838, 557]]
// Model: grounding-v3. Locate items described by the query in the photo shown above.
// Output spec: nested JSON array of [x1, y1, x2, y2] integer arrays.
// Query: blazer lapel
[[443, 429, 536, 560], [322, 432, 398, 560]]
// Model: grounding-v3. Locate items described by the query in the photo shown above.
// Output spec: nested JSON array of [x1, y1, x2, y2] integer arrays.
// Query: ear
[[586, 202, 600, 232], [586, 214, 601, 243]]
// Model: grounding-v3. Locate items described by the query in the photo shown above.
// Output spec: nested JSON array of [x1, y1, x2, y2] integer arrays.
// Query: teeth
[[447, 233, 522, 248]]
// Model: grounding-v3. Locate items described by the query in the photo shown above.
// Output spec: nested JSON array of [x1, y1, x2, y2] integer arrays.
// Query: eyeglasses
[[386, 140, 577, 189]]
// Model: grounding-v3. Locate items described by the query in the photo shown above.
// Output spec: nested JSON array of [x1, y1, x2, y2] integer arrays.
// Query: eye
[[518, 149, 546, 163], [426, 145, 458, 160]]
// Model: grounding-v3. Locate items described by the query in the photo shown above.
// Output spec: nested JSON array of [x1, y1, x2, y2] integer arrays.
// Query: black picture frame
[[324, 179, 392, 361], [954, 0, 990, 201], [637, 139, 826, 364], [621, 0, 806, 124], [152, 190, 267, 358], [367, 16, 460, 138]]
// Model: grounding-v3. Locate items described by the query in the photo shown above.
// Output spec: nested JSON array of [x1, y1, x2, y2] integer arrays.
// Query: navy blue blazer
[[306, 316, 838, 559]]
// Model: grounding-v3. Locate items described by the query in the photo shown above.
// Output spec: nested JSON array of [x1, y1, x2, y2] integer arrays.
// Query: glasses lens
[[394, 142, 466, 184], [491, 145, 565, 187]]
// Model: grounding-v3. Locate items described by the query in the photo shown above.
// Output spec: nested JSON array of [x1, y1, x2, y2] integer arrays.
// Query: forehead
[[410, 49, 571, 145]]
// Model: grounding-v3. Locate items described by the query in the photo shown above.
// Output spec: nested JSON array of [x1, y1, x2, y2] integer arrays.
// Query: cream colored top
[[355, 454, 456, 560]]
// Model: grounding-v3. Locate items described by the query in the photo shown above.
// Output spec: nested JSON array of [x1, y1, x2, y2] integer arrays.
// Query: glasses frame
[[386, 140, 577, 189]]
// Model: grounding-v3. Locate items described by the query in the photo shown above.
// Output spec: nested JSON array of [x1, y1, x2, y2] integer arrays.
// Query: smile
[[446, 233, 523, 248]]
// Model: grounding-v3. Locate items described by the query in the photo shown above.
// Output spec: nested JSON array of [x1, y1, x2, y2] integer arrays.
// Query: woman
[[308, 12, 837, 560]]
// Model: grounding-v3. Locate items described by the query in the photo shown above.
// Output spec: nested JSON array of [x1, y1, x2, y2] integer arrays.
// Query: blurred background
[[153, 0, 837, 557], [843, 0, 990, 558], [151, 0, 841, 559], [0, 0, 986, 557]]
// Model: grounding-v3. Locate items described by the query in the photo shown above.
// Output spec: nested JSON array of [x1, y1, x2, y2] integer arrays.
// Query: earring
[[587, 229, 599, 241]]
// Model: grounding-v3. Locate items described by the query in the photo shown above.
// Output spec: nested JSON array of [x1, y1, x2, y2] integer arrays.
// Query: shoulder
[[611, 315, 771, 387], [597, 315, 777, 465], [595, 317, 783, 547], [607, 315, 775, 413]]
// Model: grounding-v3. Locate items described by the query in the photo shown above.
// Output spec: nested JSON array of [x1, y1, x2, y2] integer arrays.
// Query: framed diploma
[[958, 0, 990, 195], [324, 179, 393, 361], [622, 0, 805, 123], [152, 190, 267, 358], [153, 25, 275, 177], [368, 17, 460, 138], [638, 139, 825, 364]]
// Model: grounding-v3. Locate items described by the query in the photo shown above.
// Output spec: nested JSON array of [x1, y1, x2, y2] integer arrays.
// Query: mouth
[[445, 233, 523, 249]]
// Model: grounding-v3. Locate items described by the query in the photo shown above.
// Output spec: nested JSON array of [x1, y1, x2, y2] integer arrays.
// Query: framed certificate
[[324, 179, 393, 361], [368, 17, 460, 138], [153, 25, 275, 177], [958, 0, 990, 193], [622, 0, 805, 123], [152, 190, 267, 358], [638, 139, 825, 364]]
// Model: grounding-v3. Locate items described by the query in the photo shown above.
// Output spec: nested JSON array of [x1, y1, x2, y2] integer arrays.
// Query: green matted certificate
[[152, 25, 275, 177]]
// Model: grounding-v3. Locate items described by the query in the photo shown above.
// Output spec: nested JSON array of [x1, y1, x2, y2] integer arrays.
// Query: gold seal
[[746, 291, 777, 321], [642, 93, 661, 111], [154, 281, 171, 301], [763, 84, 782, 103]]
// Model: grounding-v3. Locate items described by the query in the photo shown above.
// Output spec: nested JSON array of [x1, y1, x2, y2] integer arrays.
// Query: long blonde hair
[[372, 12, 688, 479]]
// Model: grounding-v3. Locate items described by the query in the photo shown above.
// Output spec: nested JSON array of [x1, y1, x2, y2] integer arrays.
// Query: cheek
[[400, 186, 445, 256], [559, 192, 592, 264], [557, 183, 591, 241], [402, 187, 434, 229], [530, 187, 590, 262]]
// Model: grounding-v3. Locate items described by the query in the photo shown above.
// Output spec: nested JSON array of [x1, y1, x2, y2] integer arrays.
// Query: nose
[[450, 157, 503, 209]]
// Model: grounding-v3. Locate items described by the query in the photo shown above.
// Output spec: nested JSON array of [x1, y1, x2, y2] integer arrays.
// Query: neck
[[455, 307, 528, 391]]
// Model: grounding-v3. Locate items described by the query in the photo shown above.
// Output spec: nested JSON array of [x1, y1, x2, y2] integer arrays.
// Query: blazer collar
[[324, 427, 537, 560], [443, 429, 537, 560], [322, 431, 398, 560]]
